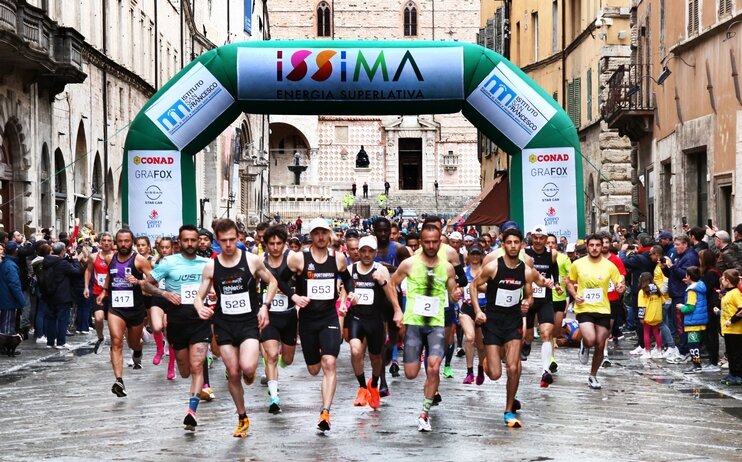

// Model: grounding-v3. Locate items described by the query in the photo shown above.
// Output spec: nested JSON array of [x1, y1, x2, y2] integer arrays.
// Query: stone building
[[267, 0, 482, 219], [604, 0, 741, 234], [479, 0, 634, 233], [0, 0, 270, 235]]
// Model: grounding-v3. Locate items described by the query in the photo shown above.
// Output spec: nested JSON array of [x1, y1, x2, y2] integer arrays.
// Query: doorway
[[398, 137, 422, 190]]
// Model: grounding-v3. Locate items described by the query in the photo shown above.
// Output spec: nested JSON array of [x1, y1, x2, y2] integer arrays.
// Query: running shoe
[[549, 360, 558, 374], [456, 347, 465, 357], [721, 375, 742, 386], [152, 352, 163, 366], [199, 387, 215, 401], [207, 355, 214, 369], [183, 410, 198, 431], [354, 387, 369, 407], [521, 342, 532, 359], [111, 381, 127, 398], [132, 354, 143, 370], [35, 336, 47, 344], [588, 376, 601, 390], [512, 398, 522, 413], [443, 366, 454, 378], [379, 384, 390, 398], [503, 411, 522, 428], [665, 352, 684, 364], [232, 416, 250, 438], [93, 337, 104, 354], [629, 346, 645, 355], [278, 354, 287, 368], [367, 379, 381, 410], [167, 363, 176, 380], [389, 360, 400, 377], [268, 396, 281, 414], [432, 392, 442, 405], [640, 350, 652, 360], [683, 365, 702, 374], [317, 409, 331, 432], [701, 363, 721, 372], [462, 372, 475, 384], [650, 348, 664, 359], [601, 358, 612, 368], [476, 368, 485, 386], [578, 341, 589, 365], [260, 375, 268, 386], [719, 358, 729, 369], [540, 371, 554, 388], [417, 413, 432, 432], [663, 346, 680, 358]]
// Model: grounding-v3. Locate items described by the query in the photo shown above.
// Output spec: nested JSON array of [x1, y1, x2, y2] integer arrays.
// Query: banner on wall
[[127, 150, 182, 242], [521, 147, 577, 242], [244, 0, 252, 34]]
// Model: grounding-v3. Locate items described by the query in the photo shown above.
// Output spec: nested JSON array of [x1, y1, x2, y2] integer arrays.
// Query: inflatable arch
[[124, 41, 584, 241]]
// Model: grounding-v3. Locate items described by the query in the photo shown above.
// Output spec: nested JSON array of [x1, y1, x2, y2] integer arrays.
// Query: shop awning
[[463, 173, 510, 226]]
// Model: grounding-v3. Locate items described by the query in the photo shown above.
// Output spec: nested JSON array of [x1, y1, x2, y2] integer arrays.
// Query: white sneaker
[[701, 363, 721, 372], [665, 353, 684, 364], [55, 344, 70, 350], [417, 414, 432, 432], [640, 351, 652, 360], [35, 336, 47, 344], [650, 348, 663, 359], [663, 346, 679, 358], [588, 376, 602, 389], [630, 346, 644, 355]]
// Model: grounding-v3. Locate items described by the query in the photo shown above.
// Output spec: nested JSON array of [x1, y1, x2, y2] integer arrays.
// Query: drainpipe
[[102, 0, 109, 230], [154, 0, 159, 89]]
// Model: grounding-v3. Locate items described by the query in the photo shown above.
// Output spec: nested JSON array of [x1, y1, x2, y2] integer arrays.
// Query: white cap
[[449, 231, 463, 241], [566, 242, 576, 252], [531, 226, 547, 236], [308, 217, 332, 233], [359, 235, 377, 250]]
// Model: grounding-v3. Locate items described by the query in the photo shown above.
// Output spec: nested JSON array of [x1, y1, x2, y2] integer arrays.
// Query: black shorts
[[460, 303, 475, 319], [260, 309, 298, 346], [576, 312, 611, 330], [347, 313, 385, 355], [609, 300, 624, 319], [382, 298, 401, 333], [92, 296, 108, 314], [482, 310, 523, 346], [167, 320, 213, 351], [298, 309, 341, 366], [149, 296, 169, 309], [214, 316, 259, 347], [108, 306, 146, 328], [553, 300, 567, 313], [445, 306, 458, 326], [526, 301, 555, 329]]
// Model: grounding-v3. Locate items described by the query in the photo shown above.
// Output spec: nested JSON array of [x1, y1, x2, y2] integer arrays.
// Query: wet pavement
[[1, 333, 741, 461]]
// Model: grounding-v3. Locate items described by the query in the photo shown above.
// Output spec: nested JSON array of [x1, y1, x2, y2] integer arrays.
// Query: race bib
[[532, 283, 546, 299], [413, 295, 440, 317], [307, 278, 334, 300], [583, 288, 604, 303], [356, 288, 375, 305], [265, 293, 289, 312], [180, 284, 200, 305], [463, 286, 471, 302], [495, 288, 520, 308], [111, 290, 134, 308], [608, 280, 615, 293], [222, 292, 252, 315], [96, 273, 107, 287]]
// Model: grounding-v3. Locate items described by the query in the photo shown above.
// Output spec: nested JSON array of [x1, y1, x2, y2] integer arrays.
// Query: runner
[[142, 224, 211, 430], [458, 243, 488, 385], [149, 236, 175, 377], [546, 233, 572, 372], [349, 236, 403, 410], [194, 218, 276, 437], [286, 217, 357, 432], [566, 233, 625, 390], [259, 224, 298, 415], [83, 232, 114, 354], [523, 226, 561, 388], [471, 227, 538, 428], [390, 223, 461, 432], [95, 229, 152, 398]]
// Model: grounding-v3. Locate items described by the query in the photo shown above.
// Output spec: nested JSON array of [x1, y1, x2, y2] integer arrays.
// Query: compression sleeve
[[340, 269, 355, 292], [455, 264, 468, 287]]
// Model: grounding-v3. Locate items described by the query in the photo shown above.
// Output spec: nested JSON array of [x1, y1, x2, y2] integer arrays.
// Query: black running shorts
[[214, 316, 259, 347], [298, 309, 341, 366], [576, 312, 611, 330], [347, 313, 385, 355], [108, 306, 146, 328], [481, 310, 523, 346], [260, 309, 298, 346], [167, 320, 213, 351], [526, 301, 555, 329]]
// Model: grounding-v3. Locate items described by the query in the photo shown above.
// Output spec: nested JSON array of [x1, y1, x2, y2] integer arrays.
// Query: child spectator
[[719, 269, 742, 385], [676, 266, 708, 374], [637, 272, 663, 359]]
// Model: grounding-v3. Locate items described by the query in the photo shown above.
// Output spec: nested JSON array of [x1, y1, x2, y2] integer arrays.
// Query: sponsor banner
[[237, 47, 464, 102], [467, 63, 557, 149], [244, 0, 252, 34], [145, 63, 234, 150], [128, 150, 182, 243], [521, 147, 577, 242]]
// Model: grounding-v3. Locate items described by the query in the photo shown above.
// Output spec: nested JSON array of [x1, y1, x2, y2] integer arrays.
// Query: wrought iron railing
[[602, 63, 655, 120]]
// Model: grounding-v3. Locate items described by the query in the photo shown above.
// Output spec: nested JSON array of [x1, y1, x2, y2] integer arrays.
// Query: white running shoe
[[663, 346, 680, 358], [417, 414, 432, 432], [35, 336, 47, 344], [630, 346, 644, 355], [650, 348, 663, 359], [640, 350, 652, 360], [588, 376, 602, 389]]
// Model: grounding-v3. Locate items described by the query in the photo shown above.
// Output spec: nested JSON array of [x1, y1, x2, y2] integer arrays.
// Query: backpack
[[37, 260, 60, 300]]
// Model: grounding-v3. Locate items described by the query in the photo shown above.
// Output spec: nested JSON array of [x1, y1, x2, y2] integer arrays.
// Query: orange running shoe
[[367, 379, 381, 410], [354, 387, 369, 407], [317, 409, 331, 432]]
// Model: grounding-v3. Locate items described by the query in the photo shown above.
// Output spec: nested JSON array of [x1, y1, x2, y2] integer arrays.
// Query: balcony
[[0, 0, 86, 97], [602, 64, 655, 141], [270, 184, 334, 201]]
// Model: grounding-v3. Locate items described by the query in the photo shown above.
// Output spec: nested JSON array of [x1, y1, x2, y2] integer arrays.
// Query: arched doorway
[[0, 120, 22, 232], [40, 143, 52, 228], [91, 152, 103, 231], [269, 122, 311, 185], [73, 120, 88, 222], [54, 148, 67, 232]]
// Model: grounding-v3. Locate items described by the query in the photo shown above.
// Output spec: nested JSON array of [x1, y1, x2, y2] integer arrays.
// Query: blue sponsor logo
[[481, 73, 517, 106], [157, 100, 190, 131]]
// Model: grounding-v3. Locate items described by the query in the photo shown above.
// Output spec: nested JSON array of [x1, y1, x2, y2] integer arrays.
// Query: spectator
[[688, 226, 708, 252], [42, 242, 83, 349], [11, 230, 35, 338], [699, 249, 722, 370], [648, 245, 680, 361], [707, 229, 742, 273], [363, 181, 368, 199], [657, 231, 676, 260], [31, 243, 51, 344], [352, 182, 357, 197], [384, 180, 390, 196], [434, 180, 439, 195], [664, 234, 699, 360], [0, 242, 26, 337], [295, 216, 303, 234], [676, 266, 708, 373], [719, 269, 742, 385], [621, 235, 653, 350], [733, 224, 742, 253]]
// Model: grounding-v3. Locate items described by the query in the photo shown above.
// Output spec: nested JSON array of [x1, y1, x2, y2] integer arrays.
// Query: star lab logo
[[541, 182, 559, 198], [544, 207, 559, 226], [147, 209, 162, 230]]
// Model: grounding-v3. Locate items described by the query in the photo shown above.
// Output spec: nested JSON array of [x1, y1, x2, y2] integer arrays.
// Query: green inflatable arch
[[124, 41, 584, 241]]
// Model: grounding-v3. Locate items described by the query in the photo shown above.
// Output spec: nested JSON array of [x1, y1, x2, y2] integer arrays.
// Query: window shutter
[[586, 69, 592, 122], [575, 77, 582, 127]]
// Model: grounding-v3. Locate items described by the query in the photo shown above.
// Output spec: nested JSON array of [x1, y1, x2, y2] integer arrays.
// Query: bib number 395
[[180, 284, 200, 305]]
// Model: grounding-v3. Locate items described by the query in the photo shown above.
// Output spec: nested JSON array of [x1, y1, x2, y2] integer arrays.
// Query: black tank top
[[213, 250, 259, 322], [525, 247, 553, 301], [486, 257, 526, 314], [263, 250, 295, 312], [108, 253, 145, 310], [350, 262, 384, 318], [296, 248, 338, 315]]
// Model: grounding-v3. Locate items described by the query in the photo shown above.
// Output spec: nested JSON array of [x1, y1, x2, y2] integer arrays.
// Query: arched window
[[317, 2, 331, 37], [404, 2, 417, 37]]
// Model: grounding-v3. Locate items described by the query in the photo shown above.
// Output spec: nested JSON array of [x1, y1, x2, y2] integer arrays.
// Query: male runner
[[259, 224, 299, 415], [286, 217, 357, 432], [471, 228, 538, 428], [349, 236, 403, 410], [194, 219, 276, 437], [142, 225, 210, 430], [84, 232, 114, 354], [523, 226, 561, 387], [566, 233, 625, 390], [390, 223, 460, 432], [96, 229, 152, 397], [546, 233, 572, 372]]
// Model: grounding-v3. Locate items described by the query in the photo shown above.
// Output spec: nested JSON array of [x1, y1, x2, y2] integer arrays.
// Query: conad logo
[[132, 156, 175, 165], [528, 153, 570, 163]]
